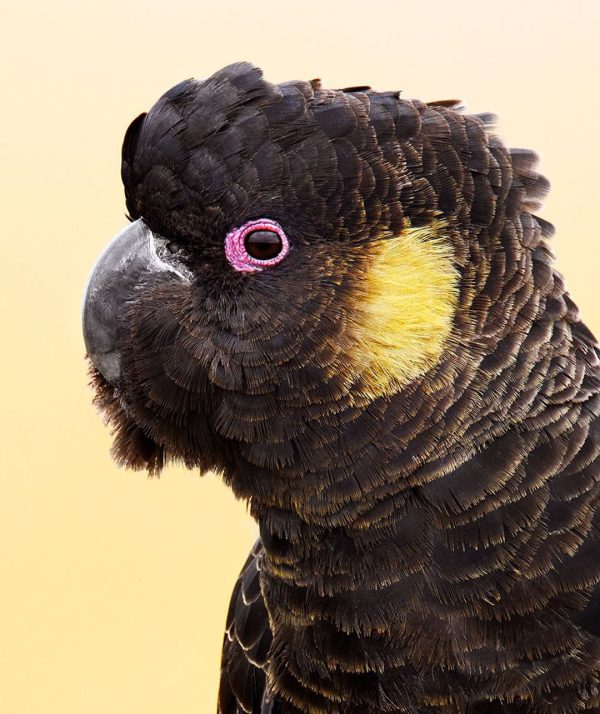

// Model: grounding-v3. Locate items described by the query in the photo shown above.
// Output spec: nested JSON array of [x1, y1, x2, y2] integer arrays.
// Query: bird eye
[[244, 230, 283, 260], [225, 219, 289, 273]]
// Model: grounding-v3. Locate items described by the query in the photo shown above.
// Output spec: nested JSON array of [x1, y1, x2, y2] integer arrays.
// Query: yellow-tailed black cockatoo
[[83, 62, 600, 713]]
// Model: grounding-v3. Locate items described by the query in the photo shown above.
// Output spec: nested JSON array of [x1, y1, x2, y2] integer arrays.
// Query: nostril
[[166, 240, 182, 254]]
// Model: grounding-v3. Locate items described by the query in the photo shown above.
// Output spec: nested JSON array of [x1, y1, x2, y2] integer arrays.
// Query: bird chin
[[88, 360, 226, 478], [88, 363, 166, 475]]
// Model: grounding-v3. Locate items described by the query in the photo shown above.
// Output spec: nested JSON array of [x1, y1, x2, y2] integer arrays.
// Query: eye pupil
[[244, 230, 283, 261]]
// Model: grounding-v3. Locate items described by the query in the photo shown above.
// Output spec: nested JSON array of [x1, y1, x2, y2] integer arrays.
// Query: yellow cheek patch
[[348, 221, 459, 398]]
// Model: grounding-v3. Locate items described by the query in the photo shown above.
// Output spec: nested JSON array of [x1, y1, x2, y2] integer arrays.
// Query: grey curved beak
[[82, 219, 188, 385]]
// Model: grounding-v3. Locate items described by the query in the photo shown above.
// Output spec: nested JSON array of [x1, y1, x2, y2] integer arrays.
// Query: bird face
[[83, 62, 463, 482]]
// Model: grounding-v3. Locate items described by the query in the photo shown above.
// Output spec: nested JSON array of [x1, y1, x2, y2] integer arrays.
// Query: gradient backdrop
[[2, 0, 600, 711]]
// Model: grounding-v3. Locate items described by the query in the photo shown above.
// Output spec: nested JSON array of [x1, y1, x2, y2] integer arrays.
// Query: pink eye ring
[[225, 219, 290, 273]]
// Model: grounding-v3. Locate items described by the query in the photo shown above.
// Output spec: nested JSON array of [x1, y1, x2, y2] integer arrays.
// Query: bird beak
[[82, 219, 188, 385]]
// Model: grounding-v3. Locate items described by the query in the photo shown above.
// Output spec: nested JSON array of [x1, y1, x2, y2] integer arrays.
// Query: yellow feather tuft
[[348, 221, 459, 398]]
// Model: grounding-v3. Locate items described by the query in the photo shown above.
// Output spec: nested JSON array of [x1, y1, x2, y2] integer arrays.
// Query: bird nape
[[83, 62, 600, 713]]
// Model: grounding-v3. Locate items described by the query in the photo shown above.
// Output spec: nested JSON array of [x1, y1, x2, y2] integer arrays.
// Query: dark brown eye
[[244, 230, 283, 261], [225, 219, 289, 272]]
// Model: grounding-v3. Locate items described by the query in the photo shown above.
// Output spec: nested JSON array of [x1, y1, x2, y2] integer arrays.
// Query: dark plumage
[[83, 62, 600, 713]]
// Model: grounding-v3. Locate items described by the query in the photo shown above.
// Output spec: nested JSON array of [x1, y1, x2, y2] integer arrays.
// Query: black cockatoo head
[[83, 62, 553, 510]]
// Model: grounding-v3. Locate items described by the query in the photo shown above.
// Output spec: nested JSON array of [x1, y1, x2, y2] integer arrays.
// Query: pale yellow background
[[2, 0, 599, 711]]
